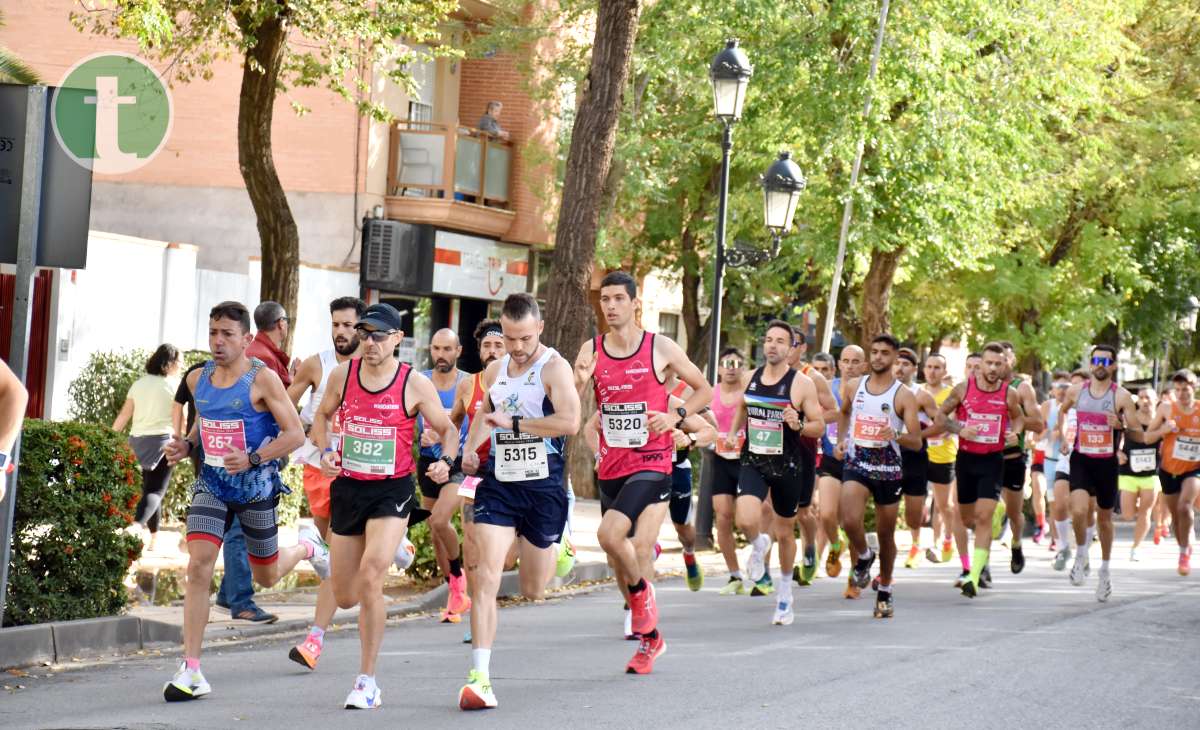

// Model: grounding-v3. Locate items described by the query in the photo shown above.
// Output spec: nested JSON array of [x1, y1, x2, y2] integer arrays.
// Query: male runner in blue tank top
[[161, 301, 327, 702]]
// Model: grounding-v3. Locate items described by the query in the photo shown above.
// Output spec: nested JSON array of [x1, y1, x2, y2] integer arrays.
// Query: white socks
[[1055, 519, 1072, 549], [472, 648, 491, 675]]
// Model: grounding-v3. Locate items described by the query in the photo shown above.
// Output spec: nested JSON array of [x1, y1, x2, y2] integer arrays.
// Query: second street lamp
[[706, 39, 753, 385], [761, 150, 806, 250]]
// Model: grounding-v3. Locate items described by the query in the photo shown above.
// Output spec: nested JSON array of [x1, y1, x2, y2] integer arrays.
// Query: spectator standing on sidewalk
[[173, 352, 277, 624], [113, 344, 181, 551], [247, 301, 297, 387]]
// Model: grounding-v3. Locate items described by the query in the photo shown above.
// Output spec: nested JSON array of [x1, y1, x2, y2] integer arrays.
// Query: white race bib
[[1129, 448, 1157, 473], [1172, 436, 1200, 463], [601, 402, 648, 448], [494, 431, 549, 482]]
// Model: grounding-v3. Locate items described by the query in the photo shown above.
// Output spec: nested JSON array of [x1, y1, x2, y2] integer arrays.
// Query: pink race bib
[[1076, 412, 1114, 456], [852, 413, 890, 448], [963, 412, 1001, 444], [199, 417, 247, 467]]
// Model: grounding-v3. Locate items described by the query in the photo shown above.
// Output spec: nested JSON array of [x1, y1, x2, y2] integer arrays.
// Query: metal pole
[[706, 122, 733, 385], [820, 0, 891, 352], [1, 85, 47, 623]]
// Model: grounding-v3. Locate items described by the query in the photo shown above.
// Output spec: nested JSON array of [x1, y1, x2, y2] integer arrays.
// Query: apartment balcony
[[385, 121, 516, 239]]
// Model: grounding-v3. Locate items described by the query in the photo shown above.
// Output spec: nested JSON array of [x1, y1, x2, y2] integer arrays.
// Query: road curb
[[0, 561, 615, 670]]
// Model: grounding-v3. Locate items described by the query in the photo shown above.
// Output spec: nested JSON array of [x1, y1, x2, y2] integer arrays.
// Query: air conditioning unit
[[360, 219, 433, 294]]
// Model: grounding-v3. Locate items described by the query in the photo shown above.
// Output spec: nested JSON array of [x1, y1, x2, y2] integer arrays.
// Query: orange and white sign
[[432, 231, 529, 301]]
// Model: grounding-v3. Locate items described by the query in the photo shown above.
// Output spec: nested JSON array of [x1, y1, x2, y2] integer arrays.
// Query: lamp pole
[[707, 122, 733, 385]]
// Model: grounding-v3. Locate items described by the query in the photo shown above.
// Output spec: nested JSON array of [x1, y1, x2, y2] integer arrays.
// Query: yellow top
[[126, 374, 177, 437], [926, 385, 957, 464]]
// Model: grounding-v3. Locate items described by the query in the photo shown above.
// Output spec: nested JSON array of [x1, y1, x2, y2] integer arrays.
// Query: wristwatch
[[675, 406, 688, 426], [512, 415, 523, 436], [441, 455, 456, 471], [687, 433, 697, 447], [248, 450, 262, 467], [0, 452, 10, 473]]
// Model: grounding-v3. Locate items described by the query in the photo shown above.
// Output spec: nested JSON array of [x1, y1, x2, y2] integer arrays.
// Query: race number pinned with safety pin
[[199, 417, 247, 467]]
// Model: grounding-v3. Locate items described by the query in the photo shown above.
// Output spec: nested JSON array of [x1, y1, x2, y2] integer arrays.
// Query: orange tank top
[[1161, 401, 1200, 475]]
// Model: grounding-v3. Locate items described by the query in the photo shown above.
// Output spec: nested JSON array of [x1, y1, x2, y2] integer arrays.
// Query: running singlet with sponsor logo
[[927, 385, 957, 464], [593, 332, 672, 480], [845, 378, 903, 478], [711, 387, 745, 460], [1074, 383, 1117, 458], [338, 359, 415, 480], [1161, 401, 1200, 476], [466, 372, 491, 462], [956, 377, 1009, 455], [418, 369, 467, 459], [741, 367, 802, 475], [486, 347, 564, 488], [193, 359, 284, 504]]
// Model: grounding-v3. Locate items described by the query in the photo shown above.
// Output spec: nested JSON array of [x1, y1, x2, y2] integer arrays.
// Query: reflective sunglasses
[[720, 359, 743, 369], [357, 328, 396, 343], [1091, 355, 1114, 367]]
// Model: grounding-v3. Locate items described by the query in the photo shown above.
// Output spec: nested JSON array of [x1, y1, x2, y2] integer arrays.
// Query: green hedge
[[4, 420, 143, 626]]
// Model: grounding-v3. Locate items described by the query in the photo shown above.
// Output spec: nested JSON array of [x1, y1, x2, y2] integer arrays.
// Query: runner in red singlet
[[574, 271, 712, 675], [310, 303, 460, 710], [935, 342, 1024, 598]]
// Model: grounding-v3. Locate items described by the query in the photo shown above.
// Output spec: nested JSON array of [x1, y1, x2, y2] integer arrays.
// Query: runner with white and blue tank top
[[816, 345, 864, 579], [838, 334, 924, 618], [725, 320, 825, 626], [458, 293, 582, 711], [418, 328, 472, 623], [162, 301, 323, 703]]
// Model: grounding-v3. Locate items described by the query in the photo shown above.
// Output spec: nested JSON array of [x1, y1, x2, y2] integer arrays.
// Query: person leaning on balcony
[[0, 358, 28, 503], [247, 301, 297, 387], [478, 101, 510, 141], [113, 344, 182, 551]]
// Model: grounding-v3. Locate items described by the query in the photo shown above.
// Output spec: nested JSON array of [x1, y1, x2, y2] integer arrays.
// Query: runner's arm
[[918, 391, 943, 439], [934, 382, 967, 434], [409, 373, 459, 462], [285, 355, 319, 408], [253, 368, 306, 460], [0, 358, 27, 454], [1006, 388, 1026, 437], [585, 410, 601, 456], [1117, 389, 1143, 437], [1056, 386, 1079, 446], [838, 378, 856, 445], [1144, 403, 1172, 441], [111, 398, 134, 432], [449, 375, 473, 430], [1018, 382, 1044, 434], [671, 394, 717, 447], [573, 339, 597, 398], [511, 356, 580, 438], [808, 370, 839, 420], [462, 362, 498, 458], [309, 362, 349, 452], [724, 399, 747, 450], [791, 372, 825, 439], [896, 388, 923, 450], [658, 336, 713, 425]]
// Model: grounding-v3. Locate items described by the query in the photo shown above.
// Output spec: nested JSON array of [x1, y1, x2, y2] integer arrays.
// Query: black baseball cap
[[356, 303, 403, 332]]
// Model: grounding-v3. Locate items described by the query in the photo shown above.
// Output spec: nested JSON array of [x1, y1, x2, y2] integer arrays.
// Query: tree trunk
[[236, 10, 300, 354], [860, 247, 903, 340], [542, 0, 640, 499]]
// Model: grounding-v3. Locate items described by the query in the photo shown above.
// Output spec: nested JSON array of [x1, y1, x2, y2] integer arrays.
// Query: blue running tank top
[[418, 369, 467, 459]]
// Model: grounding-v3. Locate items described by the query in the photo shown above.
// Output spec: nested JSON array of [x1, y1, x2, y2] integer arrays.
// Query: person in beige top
[[113, 344, 181, 550]]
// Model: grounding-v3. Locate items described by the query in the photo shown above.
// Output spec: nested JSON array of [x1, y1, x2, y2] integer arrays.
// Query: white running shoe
[[1069, 553, 1087, 586], [344, 675, 382, 709], [298, 524, 331, 580], [1129, 547, 1139, 562], [1084, 553, 1091, 577], [1053, 545, 1072, 571], [163, 661, 211, 702], [746, 534, 770, 588], [772, 590, 794, 626], [1096, 570, 1112, 603], [394, 536, 416, 572]]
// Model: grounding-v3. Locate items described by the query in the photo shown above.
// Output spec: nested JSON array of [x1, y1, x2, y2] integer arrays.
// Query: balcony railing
[[387, 121, 512, 207]]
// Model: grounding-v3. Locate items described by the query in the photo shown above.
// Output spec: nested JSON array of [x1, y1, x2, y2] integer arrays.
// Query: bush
[[68, 349, 151, 425], [4, 420, 144, 626]]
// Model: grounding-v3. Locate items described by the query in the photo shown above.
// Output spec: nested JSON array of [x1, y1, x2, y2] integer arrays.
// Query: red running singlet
[[956, 376, 1009, 455], [338, 359, 416, 480], [592, 332, 673, 480]]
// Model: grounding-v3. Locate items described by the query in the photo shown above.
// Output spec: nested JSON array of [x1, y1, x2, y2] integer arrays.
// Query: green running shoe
[[750, 573, 774, 596], [718, 575, 745, 595], [684, 560, 703, 591], [555, 537, 576, 578]]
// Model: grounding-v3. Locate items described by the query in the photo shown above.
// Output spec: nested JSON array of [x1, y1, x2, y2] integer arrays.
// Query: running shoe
[[904, 545, 920, 569], [825, 541, 844, 578], [628, 582, 658, 635], [941, 539, 953, 564], [440, 610, 463, 624], [1180, 547, 1192, 577], [843, 576, 862, 600], [1069, 553, 1087, 586], [718, 575, 745, 595], [344, 676, 382, 709], [852, 549, 876, 590], [163, 661, 210, 702], [1154, 527, 1163, 545], [1032, 525, 1044, 544], [393, 537, 416, 572], [954, 570, 970, 588], [1053, 545, 1072, 571], [960, 577, 977, 599], [447, 572, 471, 615], [556, 537, 576, 578], [873, 590, 894, 618], [772, 594, 794, 626], [685, 559, 703, 592], [746, 534, 770, 587], [463, 628, 472, 644], [750, 573, 775, 596], [1010, 545, 1025, 574], [1096, 570, 1112, 603], [289, 635, 323, 670], [796, 553, 817, 586], [979, 565, 993, 589], [1084, 553, 1091, 576], [1129, 547, 1139, 563], [298, 524, 331, 580], [459, 669, 497, 710], [625, 633, 666, 675], [1049, 538, 1058, 553], [925, 547, 941, 564]]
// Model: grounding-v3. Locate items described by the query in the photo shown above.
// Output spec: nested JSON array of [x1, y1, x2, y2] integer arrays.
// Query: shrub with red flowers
[[3, 419, 143, 626]]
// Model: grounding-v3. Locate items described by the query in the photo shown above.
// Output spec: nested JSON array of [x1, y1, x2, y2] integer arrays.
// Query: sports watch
[[248, 450, 262, 467]]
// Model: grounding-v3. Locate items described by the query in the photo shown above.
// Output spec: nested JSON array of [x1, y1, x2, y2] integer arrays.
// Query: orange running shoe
[[288, 636, 322, 670], [1180, 547, 1192, 577], [628, 582, 658, 635], [844, 576, 862, 599], [625, 633, 666, 674]]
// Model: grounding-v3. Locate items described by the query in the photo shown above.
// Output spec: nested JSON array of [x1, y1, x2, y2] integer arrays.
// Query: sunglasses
[[720, 359, 743, 369], [1091, 356, 1114, 367], [358, 329, 396, 343]]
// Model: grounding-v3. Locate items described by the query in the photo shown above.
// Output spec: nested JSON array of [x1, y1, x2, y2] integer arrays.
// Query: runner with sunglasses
[[1056, 344, 1141, 601], [711, 348, 751, 594]]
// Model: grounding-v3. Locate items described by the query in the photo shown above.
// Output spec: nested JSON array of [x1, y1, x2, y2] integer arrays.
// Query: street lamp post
[[706, 39, 752, 385]]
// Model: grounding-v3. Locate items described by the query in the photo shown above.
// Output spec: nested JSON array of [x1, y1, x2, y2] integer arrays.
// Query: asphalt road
[[4, 535, 1199, 729]]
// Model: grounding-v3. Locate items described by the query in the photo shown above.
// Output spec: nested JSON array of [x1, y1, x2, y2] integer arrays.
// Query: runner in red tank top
[[936, 342, 1025, 598], [573, 271, 712, 675], [311, 303, 459, 710]]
